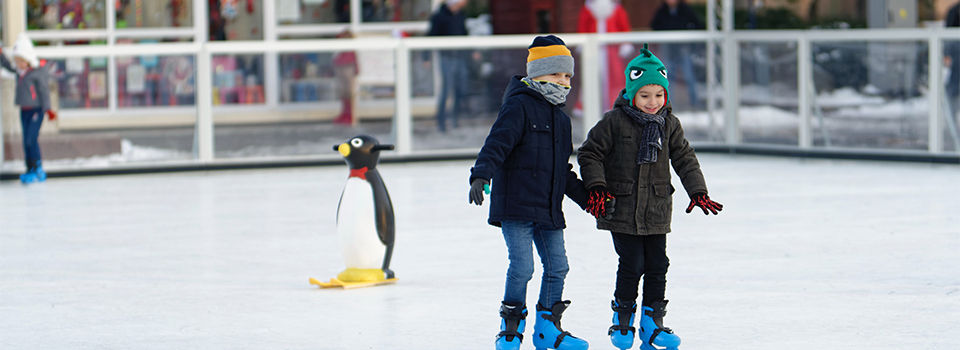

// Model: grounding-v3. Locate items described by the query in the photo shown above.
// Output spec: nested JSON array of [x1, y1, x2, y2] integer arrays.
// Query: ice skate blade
[[309, 277, 397, 289], [640, 343, 677, 350]]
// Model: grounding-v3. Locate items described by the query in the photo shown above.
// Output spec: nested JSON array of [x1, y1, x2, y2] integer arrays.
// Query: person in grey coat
[[577, 45, 721, 350], [0, 34, 55, 183]]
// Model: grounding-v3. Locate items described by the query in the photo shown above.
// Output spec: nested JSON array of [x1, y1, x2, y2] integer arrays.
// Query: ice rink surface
[[1, 154, 958, 350]]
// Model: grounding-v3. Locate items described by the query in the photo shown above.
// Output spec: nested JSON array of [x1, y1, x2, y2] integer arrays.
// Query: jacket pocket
[[525, 121, 551, 174], [603, 180, 635, 226], [647, 182, 674, 226]]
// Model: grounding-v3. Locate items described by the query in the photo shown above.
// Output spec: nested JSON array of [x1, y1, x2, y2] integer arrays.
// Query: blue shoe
[[495, 302, 526, 350], [532, 301, 588, 350], [33, 166, 47, 182], [608, 299, 636, 349], [19, 171, 37, 184], [639, 300, 680, 350]]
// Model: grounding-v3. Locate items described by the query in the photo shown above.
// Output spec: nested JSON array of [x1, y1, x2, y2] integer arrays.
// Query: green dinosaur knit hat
[[623, 43, 669, 105]]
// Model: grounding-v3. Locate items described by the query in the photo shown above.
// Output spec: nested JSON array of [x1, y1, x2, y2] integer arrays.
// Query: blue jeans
[[20, 108, 44, 170], [501, 220, 570, 309]]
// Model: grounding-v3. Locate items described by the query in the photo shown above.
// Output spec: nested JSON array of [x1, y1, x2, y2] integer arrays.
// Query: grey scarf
[[522, 76, 571, 105], [622, 105, 666, 164]]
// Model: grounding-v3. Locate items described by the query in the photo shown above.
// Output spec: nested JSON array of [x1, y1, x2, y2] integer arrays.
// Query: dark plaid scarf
[[622, 105, 666, 164]]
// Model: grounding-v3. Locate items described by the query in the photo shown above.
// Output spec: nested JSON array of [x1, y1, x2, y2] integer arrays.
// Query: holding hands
[[686, 193, 723, 215], [586, 186, 615, 219]]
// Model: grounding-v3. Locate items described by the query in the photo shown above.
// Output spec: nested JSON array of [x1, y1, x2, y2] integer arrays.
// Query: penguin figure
[[330, 135, 396, 285]]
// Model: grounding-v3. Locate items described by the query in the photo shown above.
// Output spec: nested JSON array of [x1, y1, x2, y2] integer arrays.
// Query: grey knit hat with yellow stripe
[[623, 44, 669, 105], [527, 35, 574, 78]]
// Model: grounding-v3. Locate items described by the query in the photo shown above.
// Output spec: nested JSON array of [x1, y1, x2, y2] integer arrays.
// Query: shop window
[[27, 0, 107, 30], [212, 54, 265, 105], [116, 0, 194, 28], [275, 0, 431, 25], [209, 0, 263, 41], [117, 55, 196, 107], [47, 57, 110, 109]]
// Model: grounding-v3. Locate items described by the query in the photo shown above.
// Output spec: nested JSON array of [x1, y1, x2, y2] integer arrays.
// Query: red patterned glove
[[586, 187, 615, 219], [46, 110, 57, 121], [686, 193, 723, 215]]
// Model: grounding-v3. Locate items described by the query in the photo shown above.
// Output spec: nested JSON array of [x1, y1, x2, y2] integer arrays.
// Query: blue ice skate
[[496, 302, 527, 350], [19, 171, 37, 184], [639, 300, 680, 350], [33, 165, 47, 182], [608, 299, 636, 349], [531, 300, 588, 350]]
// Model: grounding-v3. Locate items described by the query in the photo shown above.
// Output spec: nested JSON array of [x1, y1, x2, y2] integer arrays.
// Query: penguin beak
[[372, 144, 395, 151], [337, 143, 350, 157]]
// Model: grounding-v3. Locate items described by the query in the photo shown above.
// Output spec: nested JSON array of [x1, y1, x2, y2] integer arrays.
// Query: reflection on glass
[[279, 53, 338, 103], [117, 55, 195, 107], [212, 54, 264, 105], [409, 48, 587, 151], [27, 0, 106, 29], [214, 49, 392, 159], [640, 42, 718, 142], [116, 0, 193, 28], [208, 0, 263, 40], [48, 57, 109, 109], [811, 41, 929, 150], [738, 42, 798, 145]]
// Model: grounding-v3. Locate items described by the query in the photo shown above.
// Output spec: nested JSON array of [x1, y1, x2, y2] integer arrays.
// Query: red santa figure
[[577, 0, 632, 109]]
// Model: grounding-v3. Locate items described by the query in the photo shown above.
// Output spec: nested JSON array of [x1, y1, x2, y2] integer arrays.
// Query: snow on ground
[[1, 155, 957, 349]]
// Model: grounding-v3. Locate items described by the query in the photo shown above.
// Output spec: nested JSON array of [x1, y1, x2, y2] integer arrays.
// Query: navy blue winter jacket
[[470, 76, 589, 229]]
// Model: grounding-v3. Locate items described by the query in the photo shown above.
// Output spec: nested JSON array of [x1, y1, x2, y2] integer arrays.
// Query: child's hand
[[468, 178, 489, 206], [587, 187, 615, 218], [686, 193, 723, 215], [46, 110, 57, 121]]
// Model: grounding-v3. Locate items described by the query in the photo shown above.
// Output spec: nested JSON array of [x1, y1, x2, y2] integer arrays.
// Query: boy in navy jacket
[[468, 35, 589, 350]]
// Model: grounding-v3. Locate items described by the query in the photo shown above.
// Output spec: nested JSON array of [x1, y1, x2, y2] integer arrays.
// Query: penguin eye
[[629, 69, 643, 80], [659, 68, 668, 79], [350, 138, 363, 147]]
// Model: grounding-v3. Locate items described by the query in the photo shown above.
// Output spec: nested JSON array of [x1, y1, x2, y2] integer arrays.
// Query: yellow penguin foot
[[310, 268, 398, 290], [336, 268, 389, 283]]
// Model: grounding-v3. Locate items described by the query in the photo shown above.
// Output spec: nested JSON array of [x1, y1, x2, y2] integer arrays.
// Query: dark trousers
[[611, 232, 669, 307], [436, 54, 467, 132], [20, 108, 44, 170]]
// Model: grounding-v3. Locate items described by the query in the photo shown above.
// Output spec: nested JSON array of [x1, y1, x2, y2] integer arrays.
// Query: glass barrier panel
[[49, 57, 110, 109], [117, 55, 196, 107], [211, 54, 265, 106], [4, 56, 196, 172], [116, 0, 193, 28], [642, 41, 720, 143], [739, 41, 799, 145], [407, 47, 587, 152], [944, 39, 960, 153], [27, 0, 107, 30], [213, 49, 395, 159], [810, 41, 929, 150]]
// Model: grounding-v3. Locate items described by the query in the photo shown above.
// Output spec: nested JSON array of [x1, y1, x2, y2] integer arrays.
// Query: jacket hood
[[502, 75, 559, 106], [613, 89, 671, 114], [12, 34, 39, 68]]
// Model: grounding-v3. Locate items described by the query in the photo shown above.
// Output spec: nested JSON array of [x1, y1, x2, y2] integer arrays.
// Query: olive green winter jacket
[[577, 94, 707, 235]]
